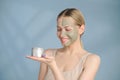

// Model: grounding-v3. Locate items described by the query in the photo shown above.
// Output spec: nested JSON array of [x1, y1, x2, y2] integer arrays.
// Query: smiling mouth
[[61, 38, 69, 44]]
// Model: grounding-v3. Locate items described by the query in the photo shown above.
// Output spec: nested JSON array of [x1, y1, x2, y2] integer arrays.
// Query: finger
[[41, 54, 50, 59], [26, 56, 46, 62], [43, 54, 53, 59], [41, 53, 46, 58]]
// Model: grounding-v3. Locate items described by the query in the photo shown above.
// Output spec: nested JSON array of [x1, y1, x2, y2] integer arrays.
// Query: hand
[[26, 54, 56, 67]]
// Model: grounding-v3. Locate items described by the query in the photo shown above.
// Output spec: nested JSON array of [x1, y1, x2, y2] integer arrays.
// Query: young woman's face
[[57, 17, 79, 47]]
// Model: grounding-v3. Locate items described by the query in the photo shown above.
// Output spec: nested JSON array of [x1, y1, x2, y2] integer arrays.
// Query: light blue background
[[0, 0, 120, 80]]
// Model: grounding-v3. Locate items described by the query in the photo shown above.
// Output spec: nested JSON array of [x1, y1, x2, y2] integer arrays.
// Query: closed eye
[[57, 28, 62, 31], [65, 27, 72, 31]]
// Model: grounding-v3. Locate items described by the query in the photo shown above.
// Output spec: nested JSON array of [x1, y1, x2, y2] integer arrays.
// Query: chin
[[62, 44, 70, 47]]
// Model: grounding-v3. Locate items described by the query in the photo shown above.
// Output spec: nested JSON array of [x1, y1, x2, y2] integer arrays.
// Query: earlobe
[[79, 24, 85, 35]]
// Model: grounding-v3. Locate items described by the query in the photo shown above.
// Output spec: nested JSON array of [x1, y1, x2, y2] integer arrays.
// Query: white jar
[[31, 47, 44, 57]]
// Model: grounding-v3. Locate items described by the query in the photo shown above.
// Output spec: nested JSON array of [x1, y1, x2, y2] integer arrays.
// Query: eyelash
[[57, 28, 72, 31], [66, 28, 71, 31], [57, 28, 61, 31]]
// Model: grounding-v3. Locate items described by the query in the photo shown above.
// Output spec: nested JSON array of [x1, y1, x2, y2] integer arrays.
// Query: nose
[[60, 30, 66, 38]]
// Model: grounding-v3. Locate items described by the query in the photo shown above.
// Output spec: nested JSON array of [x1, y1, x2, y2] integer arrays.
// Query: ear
[[78, 24, 85, 35]]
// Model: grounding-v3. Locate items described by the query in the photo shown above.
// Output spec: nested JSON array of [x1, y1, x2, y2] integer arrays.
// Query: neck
[[63, 39, 86, 55]]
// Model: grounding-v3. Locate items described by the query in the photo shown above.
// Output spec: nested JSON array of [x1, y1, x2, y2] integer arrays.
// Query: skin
[[57, 17, 79, 47], [26, 16, 101, 80]]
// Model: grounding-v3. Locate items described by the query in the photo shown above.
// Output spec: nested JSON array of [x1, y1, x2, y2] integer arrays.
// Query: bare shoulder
[[88, 53, 101, 62], [85, 53, 101, 67], [78, 53, 101, 80]]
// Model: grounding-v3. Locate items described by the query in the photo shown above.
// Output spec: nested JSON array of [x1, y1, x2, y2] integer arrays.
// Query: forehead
[[57, 17, 75, 27]]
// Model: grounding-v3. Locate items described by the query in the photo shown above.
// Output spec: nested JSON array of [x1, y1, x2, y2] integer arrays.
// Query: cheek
[[67, 33, 75, 39], [67, 31, 78, 39]]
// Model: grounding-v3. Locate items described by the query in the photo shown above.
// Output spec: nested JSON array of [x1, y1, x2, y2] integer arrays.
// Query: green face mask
[[58, 17, 79, 47]]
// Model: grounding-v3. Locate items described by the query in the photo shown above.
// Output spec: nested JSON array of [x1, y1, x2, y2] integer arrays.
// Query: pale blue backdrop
[[0, 0, 120, 80]]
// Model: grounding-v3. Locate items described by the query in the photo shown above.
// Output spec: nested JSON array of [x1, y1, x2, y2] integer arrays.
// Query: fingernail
[[41, 54, 46, 58]]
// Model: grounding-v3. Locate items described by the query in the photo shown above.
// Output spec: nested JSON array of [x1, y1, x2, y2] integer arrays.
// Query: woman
[[27, 8, 101, 80]]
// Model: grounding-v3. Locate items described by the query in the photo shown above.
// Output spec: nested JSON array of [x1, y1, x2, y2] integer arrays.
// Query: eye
[[57, 28, 62, 31], [65, 28, 72, 31]]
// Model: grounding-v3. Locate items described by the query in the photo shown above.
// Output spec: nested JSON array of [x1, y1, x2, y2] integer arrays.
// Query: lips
[[61, 37, 69, 44]]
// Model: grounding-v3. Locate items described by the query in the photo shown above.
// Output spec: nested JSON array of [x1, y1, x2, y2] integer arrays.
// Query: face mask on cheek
[[63, 27, 78, 47]]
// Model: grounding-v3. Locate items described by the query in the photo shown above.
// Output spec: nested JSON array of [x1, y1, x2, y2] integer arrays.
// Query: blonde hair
[[57, 8, 85, 26], [57, 8, 85, 48]]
